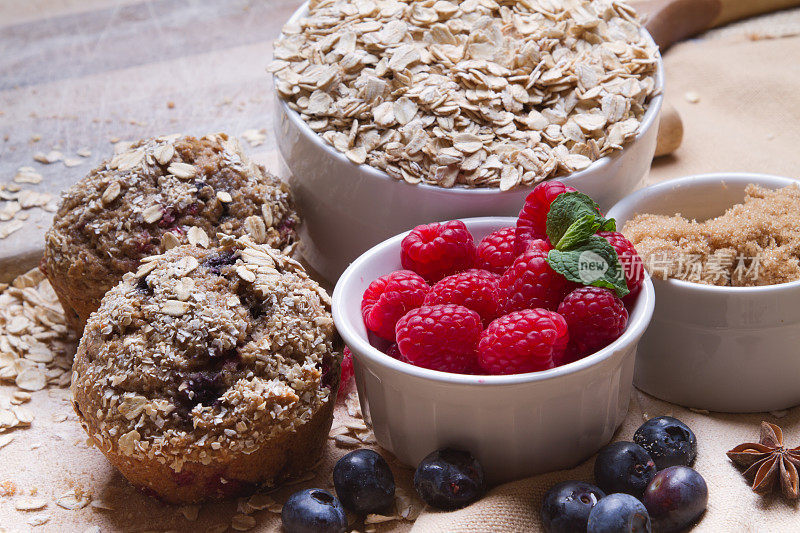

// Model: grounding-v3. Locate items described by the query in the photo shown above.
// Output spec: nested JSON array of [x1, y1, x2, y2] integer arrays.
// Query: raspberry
[[497, 243, 575, 314], [361, 270, 429, 341], [338, 347, 355, 401], [598, 231, 645, 303], [401, 220, 476, 282], [386, 343, 411, 364], [423, 269, 500, 326], [475, 227, 516, 275], [557, 287, 628, 356], [515, 181, 577, 254], [395, 304, 481, 373], [554, 342, 583, 368], [478, 309, 568, 374], [525, 238, 552, 255]]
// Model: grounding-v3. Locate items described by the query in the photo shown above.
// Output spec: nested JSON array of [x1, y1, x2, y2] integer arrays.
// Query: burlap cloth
[[412, 8, 800, 533]]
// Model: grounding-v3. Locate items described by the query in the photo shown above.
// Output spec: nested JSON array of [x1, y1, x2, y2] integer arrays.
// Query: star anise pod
[[726, 421, 800, 499]]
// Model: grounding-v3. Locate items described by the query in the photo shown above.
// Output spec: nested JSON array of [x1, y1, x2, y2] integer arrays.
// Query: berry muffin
[[70, 237, 340, 503], [42, 133, 299, 331]]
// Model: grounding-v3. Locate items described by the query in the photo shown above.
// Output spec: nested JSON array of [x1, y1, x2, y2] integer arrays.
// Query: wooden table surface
[[0, 0, 304, 281]]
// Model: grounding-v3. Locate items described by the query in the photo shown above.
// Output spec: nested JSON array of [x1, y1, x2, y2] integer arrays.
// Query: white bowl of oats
[[272, 0, 664, 282], [608, 173, 800, 412]]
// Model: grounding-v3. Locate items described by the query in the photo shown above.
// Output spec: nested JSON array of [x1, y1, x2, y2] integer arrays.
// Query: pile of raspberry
[[358, 182, 645, 375]]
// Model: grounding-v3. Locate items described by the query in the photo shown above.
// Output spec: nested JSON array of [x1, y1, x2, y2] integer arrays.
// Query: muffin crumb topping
[[71, 238, 338, 473]]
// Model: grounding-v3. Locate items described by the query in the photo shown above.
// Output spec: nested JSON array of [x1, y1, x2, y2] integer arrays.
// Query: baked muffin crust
[[43, 133, 299, 330], [71, 237, 339, 502]]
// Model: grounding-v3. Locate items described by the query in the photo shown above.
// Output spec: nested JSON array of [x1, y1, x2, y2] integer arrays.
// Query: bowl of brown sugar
[[607, 173, 800, 412]]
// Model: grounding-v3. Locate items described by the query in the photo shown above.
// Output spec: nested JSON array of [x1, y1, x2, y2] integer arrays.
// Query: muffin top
[[71, 238, 338, 472], [44, 133, 299, 302]]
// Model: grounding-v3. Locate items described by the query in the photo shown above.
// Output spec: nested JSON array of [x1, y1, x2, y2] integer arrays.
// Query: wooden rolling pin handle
[[634, 0, 800, 50]]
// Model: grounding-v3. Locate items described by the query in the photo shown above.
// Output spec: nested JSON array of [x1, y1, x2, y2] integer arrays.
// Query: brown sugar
[[623, 183, 800, 286]]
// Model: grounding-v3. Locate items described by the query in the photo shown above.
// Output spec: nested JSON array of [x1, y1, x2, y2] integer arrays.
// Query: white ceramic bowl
[[274, 2, 664, 282], [608, 173, 800, 413], [332, 217, 655, 485]]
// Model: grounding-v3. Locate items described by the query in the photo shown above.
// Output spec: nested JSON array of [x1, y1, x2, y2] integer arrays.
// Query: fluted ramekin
[[332, 217, 655, 484]]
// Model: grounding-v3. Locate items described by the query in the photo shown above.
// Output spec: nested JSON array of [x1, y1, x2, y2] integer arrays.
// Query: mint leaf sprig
[[544, 192, 629, 298]]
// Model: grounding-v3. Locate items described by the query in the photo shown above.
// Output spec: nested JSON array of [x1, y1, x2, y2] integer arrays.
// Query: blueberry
[[176, 371, 224, 408], [634, 416, 697, 470], [413, 448, 485, 510], [541, 480, 606, 533], [587, 493, 651, 533], [203, 250, 239, 274], [333, 449, 395, 514], [135, 275, 153, 296], [281, 488, 347, 533], [643, 466, 708, 533], [594, 441, 657, 499]]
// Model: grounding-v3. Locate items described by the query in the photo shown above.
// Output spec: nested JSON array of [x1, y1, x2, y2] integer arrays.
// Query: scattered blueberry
[[594, 441, 657, 499], [333, 449, 395, 514], [413, 448, 485, 510], [643, 466, 708, 533], [587, 493, 651, 533], [541, 480, 606, 533], [281, 488, 347, 533], [634, 416, 698, 470]]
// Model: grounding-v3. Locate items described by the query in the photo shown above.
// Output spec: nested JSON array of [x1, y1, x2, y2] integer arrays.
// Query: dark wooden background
[[0, 0, 303, 281]]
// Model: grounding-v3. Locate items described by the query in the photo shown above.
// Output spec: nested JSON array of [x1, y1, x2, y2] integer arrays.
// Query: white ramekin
[[332, 217, 655, 485], [608, 173, 800, 413], [274, 1, 665, 282]]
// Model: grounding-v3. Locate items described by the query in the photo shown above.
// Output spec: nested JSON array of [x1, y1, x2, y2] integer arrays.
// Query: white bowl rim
[[332, 216, 656, 386], [275, 1, 665, 196], [607, 172, 800, 295]]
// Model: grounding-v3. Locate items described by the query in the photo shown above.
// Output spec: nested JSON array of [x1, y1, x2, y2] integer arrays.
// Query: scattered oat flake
[[242, 129, 267, 146], [15, 367, 47, 391], [334, 434, 361, 447], [90, 499, 114, 511], [365, 514, 397, 524], [33, 150, 62, 164], [63, 158, 82, 168], [56, 490, 91, 510], [77, 148, 92, 158], [180, 505, 200, 521], [231, 513, 257, 531], [684, 91, 701, 104], [0, 435, 14, 449], [246, 493, 275, 512], [14, 167, 42, 184], [18, 190, 52, 209], [15, 496, 48, 511], [0, 201, 21, 221], [28, 514, 51, 526]]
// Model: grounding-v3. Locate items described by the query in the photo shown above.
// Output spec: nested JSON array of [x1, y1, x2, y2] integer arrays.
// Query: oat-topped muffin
[[71, 238, 339, 503], [42, 133, 299, 331]]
